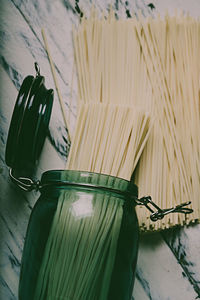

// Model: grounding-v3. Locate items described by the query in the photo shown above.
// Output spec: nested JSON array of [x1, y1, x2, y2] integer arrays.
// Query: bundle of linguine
[[34, 11, 200, 300], [70, 11, 199, 231]]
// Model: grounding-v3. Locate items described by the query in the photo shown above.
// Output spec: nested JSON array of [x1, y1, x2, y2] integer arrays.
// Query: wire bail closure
[[9, 169, 40, 192], [9, 169, 193, 222], [34, 62, 40, 77], [135, 196, 193, 222]]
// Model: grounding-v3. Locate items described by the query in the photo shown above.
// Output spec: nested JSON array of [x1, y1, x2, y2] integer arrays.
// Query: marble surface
[[0, 0, 200, 299]]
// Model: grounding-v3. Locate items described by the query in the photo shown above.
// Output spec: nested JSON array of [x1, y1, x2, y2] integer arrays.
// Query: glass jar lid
[[5, 63, 54, 172]]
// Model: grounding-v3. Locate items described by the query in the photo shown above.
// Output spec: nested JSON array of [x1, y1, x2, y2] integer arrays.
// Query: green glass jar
[[6, 65, 193, 300], [19, 170, 139, 300]]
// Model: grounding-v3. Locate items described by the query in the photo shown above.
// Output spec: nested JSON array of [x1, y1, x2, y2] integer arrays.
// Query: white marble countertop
[[0, 0, 200, 299]]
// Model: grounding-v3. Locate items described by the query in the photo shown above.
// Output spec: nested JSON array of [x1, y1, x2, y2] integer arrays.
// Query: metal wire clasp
[[34, 62, 41, 77], [9, 169, 40, 192], [135, 196, 193, 221], [8, 168, 194, 221]]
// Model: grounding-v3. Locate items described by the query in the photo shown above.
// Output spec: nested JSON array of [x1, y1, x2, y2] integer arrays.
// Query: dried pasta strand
[[41, 28, 72, 142]]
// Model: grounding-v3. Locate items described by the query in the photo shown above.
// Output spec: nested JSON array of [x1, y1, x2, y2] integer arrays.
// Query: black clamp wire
[[34, 62, 40, 77], [9, 169, 40, 192], [135, 196, 193, 222], [9, 169, 193, 221]]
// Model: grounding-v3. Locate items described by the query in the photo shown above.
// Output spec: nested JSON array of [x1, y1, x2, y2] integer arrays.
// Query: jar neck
[[40, 170, 138, 200]]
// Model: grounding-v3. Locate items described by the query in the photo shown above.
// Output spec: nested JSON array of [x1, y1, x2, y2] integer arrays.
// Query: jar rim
[[41, 169, 130, 182], [40, 170, 138, 197]]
